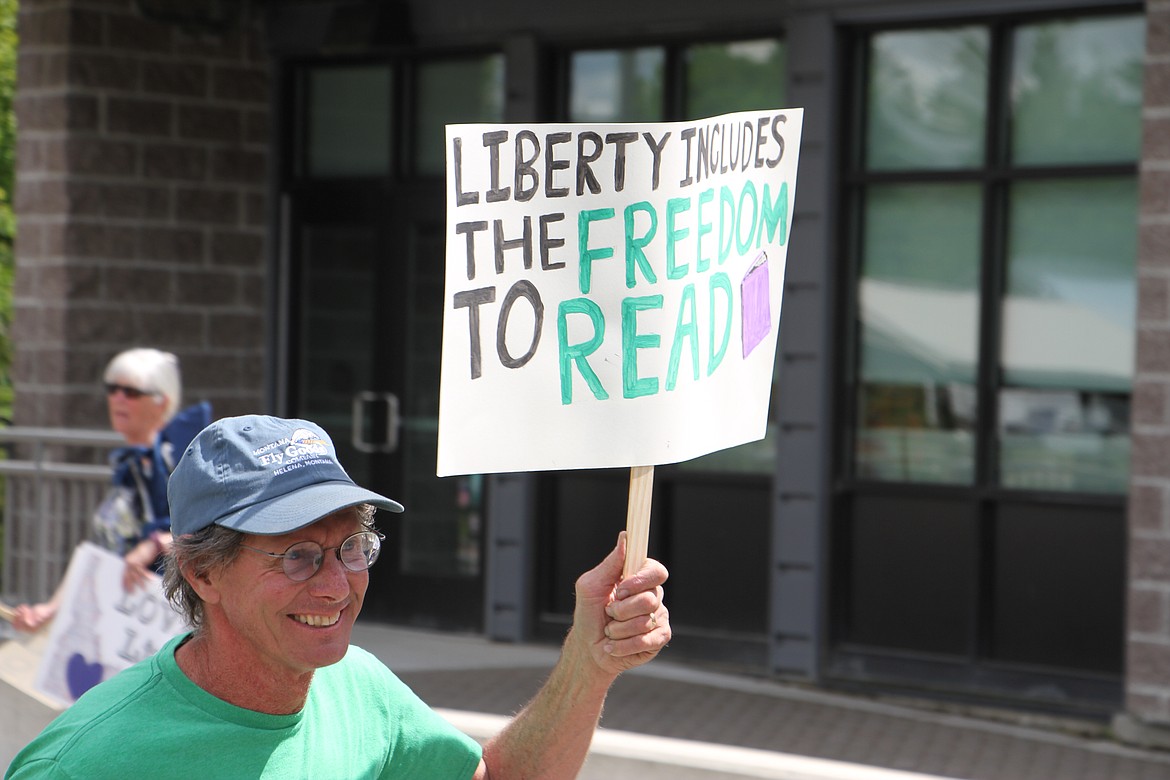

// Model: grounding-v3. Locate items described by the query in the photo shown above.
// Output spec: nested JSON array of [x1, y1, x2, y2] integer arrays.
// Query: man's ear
[[181, 562, 222, 606]]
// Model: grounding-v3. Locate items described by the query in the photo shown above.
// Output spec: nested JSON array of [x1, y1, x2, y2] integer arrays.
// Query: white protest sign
[[33, 542, 188, 708], [438, 108, 803, 476]]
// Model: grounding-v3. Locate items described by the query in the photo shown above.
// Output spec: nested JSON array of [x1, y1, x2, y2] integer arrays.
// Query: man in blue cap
[[7, 414, 671, 779]]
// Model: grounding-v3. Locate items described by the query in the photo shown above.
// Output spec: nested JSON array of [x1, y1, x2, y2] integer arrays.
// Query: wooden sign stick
[[623, 465, 655, 579], [0, 601, 17, 623]]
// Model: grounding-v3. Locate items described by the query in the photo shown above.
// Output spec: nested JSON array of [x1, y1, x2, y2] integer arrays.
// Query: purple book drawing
[[741, 250, 770, 358]]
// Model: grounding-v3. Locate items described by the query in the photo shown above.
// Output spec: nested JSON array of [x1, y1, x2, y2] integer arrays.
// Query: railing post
[[0, 428, 121, 604], [33, 437, 46, 603]]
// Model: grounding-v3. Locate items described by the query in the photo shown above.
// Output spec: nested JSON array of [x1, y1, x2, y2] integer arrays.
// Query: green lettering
[[623, 201, 658, 289], [757, 181, 789, 246], [666, 197, 691, 280], [736, 181, 758, 256], [622, 295, 663, 399], [696, 188, 714, 273], [708, 272, 732, 375], [578, 208, 615, 294], [666, 284, 699, 391], [718, 185, 735, 264], [557, 298, 608, 404]]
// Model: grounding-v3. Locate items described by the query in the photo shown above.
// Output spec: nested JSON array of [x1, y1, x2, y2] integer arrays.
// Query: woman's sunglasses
[[105, 383, 154, 400]]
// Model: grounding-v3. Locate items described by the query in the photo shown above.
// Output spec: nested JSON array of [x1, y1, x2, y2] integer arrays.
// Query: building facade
[[11, 0, 1169, 745]]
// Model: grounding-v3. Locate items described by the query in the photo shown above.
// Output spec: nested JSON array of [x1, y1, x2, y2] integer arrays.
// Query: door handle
[[352, 392, 400, 453]]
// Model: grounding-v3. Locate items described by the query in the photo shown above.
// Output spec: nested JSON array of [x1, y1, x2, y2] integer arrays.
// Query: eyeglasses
[[105, 383, 153, 400], [239, 530, 383, 582]]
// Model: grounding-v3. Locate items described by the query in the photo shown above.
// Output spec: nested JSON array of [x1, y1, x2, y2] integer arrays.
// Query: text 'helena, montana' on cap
[[167, 414, 404, 537]]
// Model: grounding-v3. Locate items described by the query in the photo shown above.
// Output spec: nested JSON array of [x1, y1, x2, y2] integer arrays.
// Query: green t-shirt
[[6, 633, 482, 779]]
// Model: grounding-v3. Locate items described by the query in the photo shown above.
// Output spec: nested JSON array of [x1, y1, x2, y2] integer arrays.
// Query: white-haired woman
[[11, 348, 212, 632]]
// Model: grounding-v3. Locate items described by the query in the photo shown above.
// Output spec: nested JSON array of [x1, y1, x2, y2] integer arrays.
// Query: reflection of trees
[[922, 34, 986, 137], [1012, 17, 1143, 163], [863, 183, 982, 289], [867, 28, 987, 168], [685, 42, 785, 119], [616, 50, 663, 122]]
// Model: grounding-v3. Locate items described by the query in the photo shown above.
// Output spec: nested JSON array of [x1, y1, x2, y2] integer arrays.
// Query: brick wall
[[11, 0, 269, 428], [1125, 0, 1170, 740]]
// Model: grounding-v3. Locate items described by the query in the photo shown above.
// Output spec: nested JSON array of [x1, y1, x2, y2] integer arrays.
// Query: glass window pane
[[685, 39, 786, 120], [1002, 178, 1137, 390], [416, 55, 504, 176], [306, 66, 392, 177], [866, 27, 988, 171], [998, 178, 1136, 493], [569, 48, 664, 122], [1011, 15, 1145, 165], [298, 224, 376, 483], [854, 183, 983, 484]]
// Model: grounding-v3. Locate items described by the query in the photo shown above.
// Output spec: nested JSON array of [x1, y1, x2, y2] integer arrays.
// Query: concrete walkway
[[5, 619, 1170, 778], [350, 622, 1170, 780]]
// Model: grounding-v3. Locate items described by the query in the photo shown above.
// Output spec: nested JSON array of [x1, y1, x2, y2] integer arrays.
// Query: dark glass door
[[285, 181, 484, 630]]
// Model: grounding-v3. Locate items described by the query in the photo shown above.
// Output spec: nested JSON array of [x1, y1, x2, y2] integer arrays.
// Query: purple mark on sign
[[66, 652, 104, 700], [741, 250, 770, 358]]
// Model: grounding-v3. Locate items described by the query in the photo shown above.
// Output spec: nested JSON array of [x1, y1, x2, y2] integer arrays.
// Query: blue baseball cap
[[168, 414, 404, 537]]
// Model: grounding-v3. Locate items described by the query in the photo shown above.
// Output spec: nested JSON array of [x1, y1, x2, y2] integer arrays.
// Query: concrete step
[[0, 635, 60, 769]]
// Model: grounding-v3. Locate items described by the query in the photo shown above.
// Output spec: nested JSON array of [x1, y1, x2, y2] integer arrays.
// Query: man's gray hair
[[163, 504, 378, 632]]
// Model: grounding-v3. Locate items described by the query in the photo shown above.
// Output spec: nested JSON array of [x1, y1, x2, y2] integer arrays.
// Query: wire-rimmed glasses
[[239, 530, 383, 581]]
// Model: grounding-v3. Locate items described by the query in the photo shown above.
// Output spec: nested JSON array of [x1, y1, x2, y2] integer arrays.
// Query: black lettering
[[545, 132, 571, 198], [114, 589, 134, 616], [514, 130, 540, 202], [641, 131, 670, 191], [453, 287, 497, 379], [453, 138, 478, 206], [576, 131, 604, 196], [497, 280, 544, 369], [740, 121, 754, 171], [494, 217, 533, 274], [455, 221, 488, 280], [137, 594, 159, 625], [754, 117, 769, 168], [540, 213, 566, 270], [117, 628, 138, 663], [719, 124, 729, 174], [697, 126, 711, 184], [606, 131, 639, 192], [768, 114, 786, 168], [483, 130, 510, 202], [728, 122, 742, 171], [679, 127, 696, 187]]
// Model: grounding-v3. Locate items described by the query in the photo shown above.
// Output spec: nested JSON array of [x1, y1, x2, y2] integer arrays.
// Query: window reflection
[[999, 389, 1129, 492], [306, 65, 392, 177], [866, 27, 988, 171], [854, 184, 981, 484], [855, 281, 978, 484], [1011, 16, 1144, 166], [685, 39, 786, 119], [569, 48, 664, 122], [851, 15, 1141, 494], [998, 177, 1136, 492], [415, 55, 504, 176]]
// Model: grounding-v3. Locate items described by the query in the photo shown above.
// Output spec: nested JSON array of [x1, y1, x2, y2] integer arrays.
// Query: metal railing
[[0, 428, 122, 604]]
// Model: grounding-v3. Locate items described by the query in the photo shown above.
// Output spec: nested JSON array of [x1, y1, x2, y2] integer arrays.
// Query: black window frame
[[828, 5, 1141, 715]]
